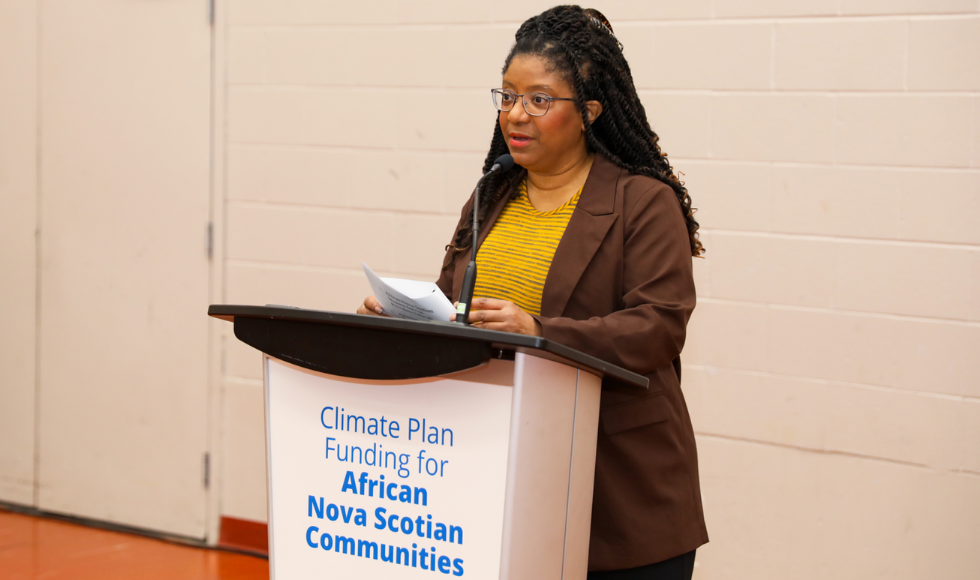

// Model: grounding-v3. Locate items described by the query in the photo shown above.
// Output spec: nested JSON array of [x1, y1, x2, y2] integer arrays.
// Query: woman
[[360, 6, 706, 579]]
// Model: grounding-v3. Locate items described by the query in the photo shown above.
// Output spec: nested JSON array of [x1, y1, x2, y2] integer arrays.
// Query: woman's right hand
[[356, 295, 388, 317]]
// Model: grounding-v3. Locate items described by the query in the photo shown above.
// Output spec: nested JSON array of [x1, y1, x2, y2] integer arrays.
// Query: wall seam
[[225, 259, 403, 275], [695, 432, 980, 477], [634, 89, 975, 95], [769, 20, 776, 90], [903, 18, 910, 91], [227, 199, 458, 216], [684, 364, 980, 403], [32, 0, 43, 511], [225, 13, 980, 28], [702, 229, 980, 250], [700, 296, 980, 327], [670, 156, 980, 171], [230, 84, 976, 95], [973, 94, 978, 167]]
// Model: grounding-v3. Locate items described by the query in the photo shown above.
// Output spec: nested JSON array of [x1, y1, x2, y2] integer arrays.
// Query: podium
[[209, 305, 647, 580]]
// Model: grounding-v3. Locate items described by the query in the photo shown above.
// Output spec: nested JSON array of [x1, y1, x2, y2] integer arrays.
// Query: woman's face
[[499, 55, 593, 174]]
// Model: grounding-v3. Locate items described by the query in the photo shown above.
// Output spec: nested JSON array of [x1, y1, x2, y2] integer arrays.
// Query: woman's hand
[[356, 295, 388, 317], [461, 297, 542, 336]]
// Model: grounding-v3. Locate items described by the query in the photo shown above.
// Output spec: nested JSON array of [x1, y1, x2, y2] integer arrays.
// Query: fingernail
[[375, 307, 383, 313]]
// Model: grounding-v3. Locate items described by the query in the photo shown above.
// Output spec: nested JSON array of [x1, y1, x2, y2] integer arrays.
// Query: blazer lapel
[[539, 154, 621, 318], [451, 170, 526, 300]]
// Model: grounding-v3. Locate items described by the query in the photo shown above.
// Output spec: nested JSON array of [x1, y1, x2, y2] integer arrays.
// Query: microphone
[[455, 154, 514, 325], [489, 154, 515, 174]]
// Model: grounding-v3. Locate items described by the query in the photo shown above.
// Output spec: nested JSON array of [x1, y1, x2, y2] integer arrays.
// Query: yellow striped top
[[473, 180, 581, 315]]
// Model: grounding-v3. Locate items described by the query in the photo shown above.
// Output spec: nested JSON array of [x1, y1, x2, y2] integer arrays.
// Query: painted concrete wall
[[217, 2, 980, 577], [0, 0, 976, 576], [0, 0, 38, 507]]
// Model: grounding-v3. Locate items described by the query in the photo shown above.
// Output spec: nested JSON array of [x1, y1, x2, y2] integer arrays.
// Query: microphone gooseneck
[[455, 154, 514, 325]]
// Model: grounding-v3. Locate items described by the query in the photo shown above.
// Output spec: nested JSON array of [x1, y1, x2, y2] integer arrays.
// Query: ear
[[582, 100, 603, 127]]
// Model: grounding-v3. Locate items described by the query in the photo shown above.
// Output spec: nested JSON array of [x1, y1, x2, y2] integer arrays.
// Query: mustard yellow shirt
[[473, 181, 581, 315]]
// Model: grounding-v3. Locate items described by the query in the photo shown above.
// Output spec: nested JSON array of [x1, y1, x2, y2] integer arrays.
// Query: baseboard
[[218, 516, 269, 555], [0, 500, 206, 546]]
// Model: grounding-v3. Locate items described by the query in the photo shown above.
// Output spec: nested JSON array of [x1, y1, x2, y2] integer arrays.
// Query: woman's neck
[[525, 152, 595, 212]]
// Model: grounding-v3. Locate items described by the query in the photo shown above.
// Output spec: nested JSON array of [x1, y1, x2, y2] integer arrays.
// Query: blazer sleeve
[[435, 197, 474, 300], [533, 183, 696, 376]]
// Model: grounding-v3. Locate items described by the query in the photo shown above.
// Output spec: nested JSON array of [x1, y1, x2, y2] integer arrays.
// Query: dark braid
[[449, 5, 703, 257]]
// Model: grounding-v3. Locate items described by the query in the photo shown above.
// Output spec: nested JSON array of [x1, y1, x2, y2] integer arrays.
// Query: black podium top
[[209, 305, 647, 390]]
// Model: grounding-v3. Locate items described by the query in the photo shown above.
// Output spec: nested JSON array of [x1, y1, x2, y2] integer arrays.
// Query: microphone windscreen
[[494, 154, 515, 173]]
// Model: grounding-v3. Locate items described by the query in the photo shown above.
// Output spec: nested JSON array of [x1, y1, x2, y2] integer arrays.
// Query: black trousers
[[586, 550, 696, 580]]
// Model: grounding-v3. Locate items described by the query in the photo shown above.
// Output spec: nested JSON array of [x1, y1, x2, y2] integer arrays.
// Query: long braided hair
[[449, 5, 703, 257]]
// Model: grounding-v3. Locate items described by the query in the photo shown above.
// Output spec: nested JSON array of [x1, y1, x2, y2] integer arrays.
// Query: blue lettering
[[305, 526, 319, 548], [335, 535, 355, 554], [400, 517, 414, 535], [308, 496, 323, 519], [398, 453, 410, 478], [449, 525, 463, 545], [408, 418, 421, 440], [346, 414, 366, 432], [341, 471, 357, 494], [374, 507, 387, 530], [320, 406, 334, 429], [358, 539, 379, 559], [452, 558, 464, 576], [438, 555, 451, 574]]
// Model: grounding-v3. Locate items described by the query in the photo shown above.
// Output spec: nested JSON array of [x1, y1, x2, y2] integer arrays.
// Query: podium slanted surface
[[209, 305, 646, 580]]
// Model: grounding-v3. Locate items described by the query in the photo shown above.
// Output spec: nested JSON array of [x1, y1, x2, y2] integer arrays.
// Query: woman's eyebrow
[[499, 82, 556, 92]]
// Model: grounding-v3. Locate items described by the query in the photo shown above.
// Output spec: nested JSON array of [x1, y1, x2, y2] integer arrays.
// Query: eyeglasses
[[491, 89, 575, 117]]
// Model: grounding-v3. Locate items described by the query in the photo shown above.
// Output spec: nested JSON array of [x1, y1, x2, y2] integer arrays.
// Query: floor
[[0, 508, 268, 580]]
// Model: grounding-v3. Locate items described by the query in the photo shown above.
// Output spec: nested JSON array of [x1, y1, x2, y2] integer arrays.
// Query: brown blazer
[[435, 153, 708, 571]]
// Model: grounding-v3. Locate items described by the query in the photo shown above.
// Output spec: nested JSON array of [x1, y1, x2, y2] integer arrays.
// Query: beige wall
[[0, 0, 38, 506], [1, 0, 976, 576], [216, 1, 980, 577]]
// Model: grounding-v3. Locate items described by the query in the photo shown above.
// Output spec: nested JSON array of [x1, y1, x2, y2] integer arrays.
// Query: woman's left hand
[[457, 297, 542, 336]]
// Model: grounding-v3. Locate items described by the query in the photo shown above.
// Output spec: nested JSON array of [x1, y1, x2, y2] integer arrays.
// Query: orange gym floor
[[0, 507, 268, 580]]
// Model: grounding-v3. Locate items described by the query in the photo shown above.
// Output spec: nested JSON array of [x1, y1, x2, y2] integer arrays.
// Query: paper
[[362, 262, 456, 322]]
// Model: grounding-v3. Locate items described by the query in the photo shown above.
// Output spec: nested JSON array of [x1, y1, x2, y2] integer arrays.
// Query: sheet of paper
[[362, 262, 456, 322]]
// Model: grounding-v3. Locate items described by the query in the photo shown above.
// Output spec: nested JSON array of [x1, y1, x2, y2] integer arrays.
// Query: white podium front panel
[[265, 357, 515, 580]]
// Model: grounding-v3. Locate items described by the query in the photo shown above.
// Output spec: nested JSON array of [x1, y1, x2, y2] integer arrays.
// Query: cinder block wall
[[218, 2, 980, 577]]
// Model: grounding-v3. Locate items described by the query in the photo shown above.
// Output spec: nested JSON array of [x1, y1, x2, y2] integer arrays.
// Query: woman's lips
[[509, 133, 532, 148]]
